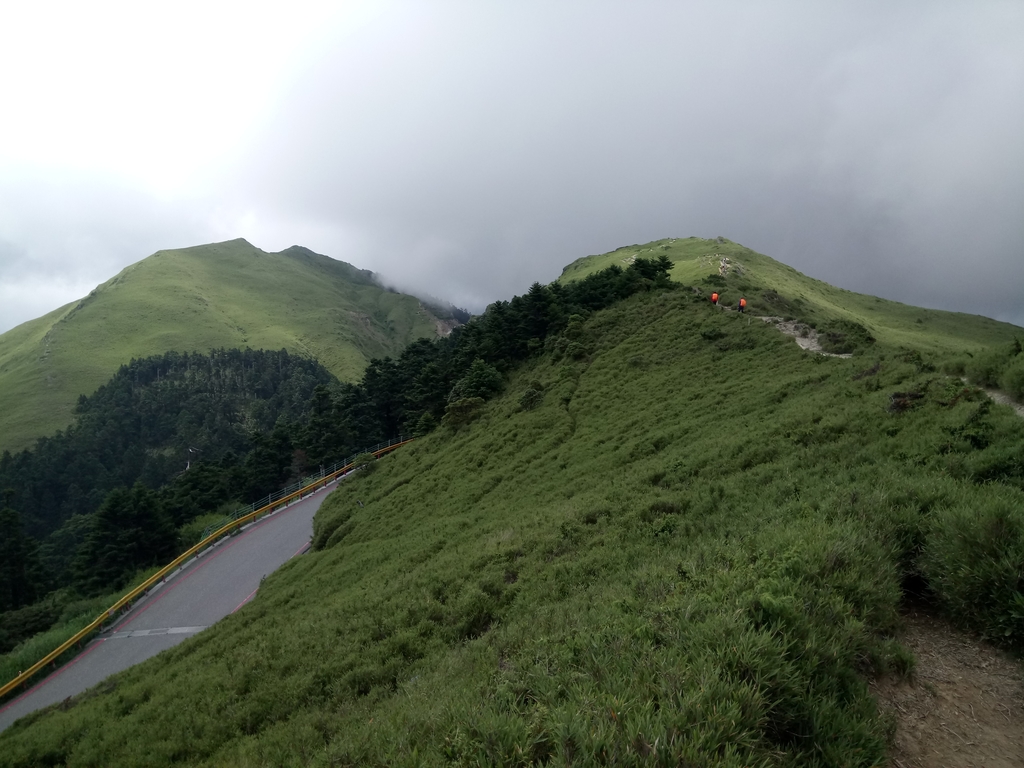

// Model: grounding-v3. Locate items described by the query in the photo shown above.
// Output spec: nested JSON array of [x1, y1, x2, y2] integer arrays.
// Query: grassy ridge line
[[0, 439, 412, 704], [560, 237, 1021, 353], [2, 286, 1021, 765], [0, 240, 443, 453]]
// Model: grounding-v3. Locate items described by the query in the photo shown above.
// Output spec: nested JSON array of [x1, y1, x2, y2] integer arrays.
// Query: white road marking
[[107, 626, 207, 639]]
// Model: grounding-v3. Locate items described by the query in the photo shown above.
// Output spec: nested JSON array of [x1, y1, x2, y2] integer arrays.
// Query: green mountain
[[3, 244, 1022, 765], [560, 237, 1020, 353], [0, 239, 453, 453]]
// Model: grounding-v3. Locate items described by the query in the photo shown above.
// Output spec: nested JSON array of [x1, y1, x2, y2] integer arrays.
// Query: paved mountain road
[[0, 482, 336, 733]]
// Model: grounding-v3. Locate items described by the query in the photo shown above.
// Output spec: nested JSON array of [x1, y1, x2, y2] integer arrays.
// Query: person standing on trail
[[738, 297, 746, 313], [711, 292, 719, 306]]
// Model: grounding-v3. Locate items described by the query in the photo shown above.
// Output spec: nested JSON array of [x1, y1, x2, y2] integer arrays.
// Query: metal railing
[[199, 436, 412, 540], [0, 435, 413, 702]]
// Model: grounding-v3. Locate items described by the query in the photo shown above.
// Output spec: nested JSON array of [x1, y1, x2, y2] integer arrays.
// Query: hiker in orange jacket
[[738, 297, 747, 313], [711, 292, 719, 306]]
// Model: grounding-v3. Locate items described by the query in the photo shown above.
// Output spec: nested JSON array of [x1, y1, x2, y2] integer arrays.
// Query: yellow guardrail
[[0, 438, 414, 702]]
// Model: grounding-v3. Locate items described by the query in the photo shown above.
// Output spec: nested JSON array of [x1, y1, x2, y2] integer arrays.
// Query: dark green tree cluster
[[0, 349, 337, 607], [0, 348, 335, 541], [73, 484, 177, 594], [0, 494, 41, 613]]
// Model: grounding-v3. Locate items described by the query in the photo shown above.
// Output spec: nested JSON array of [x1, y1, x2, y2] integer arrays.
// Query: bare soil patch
[[873, 610, 1024, 768]]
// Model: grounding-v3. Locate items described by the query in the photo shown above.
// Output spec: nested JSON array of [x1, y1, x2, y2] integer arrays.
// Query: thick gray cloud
[[0, 173, 211, 331], [1, 1, 1022, 332]]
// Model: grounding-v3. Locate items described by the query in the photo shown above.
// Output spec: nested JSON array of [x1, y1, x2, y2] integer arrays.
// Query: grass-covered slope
[[0, 240, 446, 453], [3, 286, 1022, 766], [560, 237, 1020, 353]]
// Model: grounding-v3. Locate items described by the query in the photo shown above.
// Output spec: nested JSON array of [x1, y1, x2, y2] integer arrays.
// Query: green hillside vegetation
[[560, 237, 1021, 354], [0, 257, 675, 706], [3, 270, 1022, 765], [0, 239, 450, 454]]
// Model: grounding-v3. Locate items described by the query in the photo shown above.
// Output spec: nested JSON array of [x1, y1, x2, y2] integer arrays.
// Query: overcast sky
[[1, 1, 1022, 334]]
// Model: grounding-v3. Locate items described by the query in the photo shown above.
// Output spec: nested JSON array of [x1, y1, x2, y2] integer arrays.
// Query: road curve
[[0, 481, 336, 733]]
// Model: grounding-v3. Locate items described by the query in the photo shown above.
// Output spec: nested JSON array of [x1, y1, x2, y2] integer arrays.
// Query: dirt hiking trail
[[755, 315, 853, 358], [746, 307, 1024, 763], [874, 611, 1024, 768], [756, 314, 1024, 418], [977, 386, 1024, 419]]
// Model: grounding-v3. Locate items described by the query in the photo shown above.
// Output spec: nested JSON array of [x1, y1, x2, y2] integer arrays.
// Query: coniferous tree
[[0, 493, 39, 611], [448, 359, 503, 402], [241, 425, 295, 500], [302, 385, 348, 468], [73, 483, 177, 594]]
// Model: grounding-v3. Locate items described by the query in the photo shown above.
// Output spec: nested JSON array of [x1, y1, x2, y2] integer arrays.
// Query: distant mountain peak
[[0, 240, 451, 453]]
